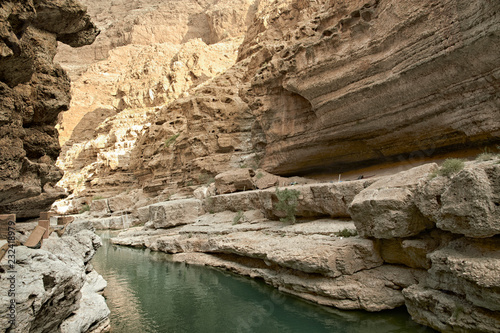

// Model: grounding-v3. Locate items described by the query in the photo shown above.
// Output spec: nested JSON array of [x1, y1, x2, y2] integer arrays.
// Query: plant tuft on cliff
[[335, 228, 358, 237], [198, 173, 215, 185], [436, 158, 465, 178], [274, 187, 300, 223], [476, 147, 500, 161], [79, 204, 90, 214], [233, 210, 245, 225], [164, 133, 180, 147]]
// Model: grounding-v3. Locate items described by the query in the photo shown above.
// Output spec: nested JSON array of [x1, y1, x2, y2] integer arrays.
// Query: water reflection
[[93, 231, 435, 333]]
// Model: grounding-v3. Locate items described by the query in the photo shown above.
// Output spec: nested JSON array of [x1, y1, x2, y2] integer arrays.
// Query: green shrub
[[198, 173, 215, 185], [233, 210, 244, 225], [274, 187, 300, 223], [92, 195, 104, 201], [79, 204, 90, 214], [476, 153, 497, 161], [438, 158, 465, 177], [164, 133, 180, 147], [335, 228, 358, 237], [476, 147, 499, 161], [256, 172, 264, 179]]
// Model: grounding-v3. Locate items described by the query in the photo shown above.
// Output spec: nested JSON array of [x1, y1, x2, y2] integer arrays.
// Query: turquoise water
[[93, 231, 435, 333]]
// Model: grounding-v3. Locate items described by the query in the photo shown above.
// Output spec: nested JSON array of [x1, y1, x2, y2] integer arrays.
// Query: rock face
[[54, 0, 500, 211], [242, 0, 500, 175], [111, 159, 500, 332], [415, 161, 500, 238], [54, 0, 257, 79], [0, 0, 98, 219], [0, 223, 109, 333]]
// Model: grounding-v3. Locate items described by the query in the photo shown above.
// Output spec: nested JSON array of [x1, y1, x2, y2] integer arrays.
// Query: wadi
[[0, 0, 499, 332]]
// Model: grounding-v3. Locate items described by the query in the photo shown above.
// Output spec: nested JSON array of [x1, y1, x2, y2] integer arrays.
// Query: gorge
[[0, 0, 499, 332]]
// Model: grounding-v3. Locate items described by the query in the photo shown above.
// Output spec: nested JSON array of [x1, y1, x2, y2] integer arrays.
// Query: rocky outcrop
[[54, 0, 257, 79], [111, 159, 500, 332], [0, 0, 98, 219], [55, 37, 245, 200], [0, 222, 109, 333], [415, 161, 500, 237], [241, 0, 500, 175]]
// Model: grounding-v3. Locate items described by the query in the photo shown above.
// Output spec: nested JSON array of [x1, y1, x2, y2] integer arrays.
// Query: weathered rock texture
[[0, 222, 110, 333], [54, 0, 257, 79], [54, 0, 499, 212], [111, 159, 500, 332], [56, 37, 245, 201], [242, 0, 500, 175], [0, 0, 98, 219]]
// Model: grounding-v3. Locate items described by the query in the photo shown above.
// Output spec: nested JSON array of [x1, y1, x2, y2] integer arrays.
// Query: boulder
[[425, 237, 500, 312], [377, 232, 443, 269], [150, 199, 204, 229], [404, 285, 500, 333], [0, 229, 107, 332], [60, 271, 110, 333], [349, 164, 437, 238], [416, 161, 500, 237], [90, 199, 110, 216], [215, 168, 255, 194]]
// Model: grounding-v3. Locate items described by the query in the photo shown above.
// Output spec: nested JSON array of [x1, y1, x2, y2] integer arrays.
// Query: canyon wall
[[0, 0, 98, 219], [112, 158, 500, 332], [55, 0, 500, 209], [239, 0, 500, 175]]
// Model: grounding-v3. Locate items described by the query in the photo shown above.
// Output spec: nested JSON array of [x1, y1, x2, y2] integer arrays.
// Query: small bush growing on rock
[[233, 210, 245, 225], [476, 148, 500, 161], [164, 133, 180, 147], [92, 195, 104, 201], [79, 204, 90, 214], [274, 187, 300, 223], [436, 158, 465, 177], [198, 173, 215, 185], [335, 228, 358, 237]]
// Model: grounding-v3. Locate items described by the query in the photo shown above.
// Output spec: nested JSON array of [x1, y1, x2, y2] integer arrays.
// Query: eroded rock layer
[[0, 0, 98, 219], [242, 0, 500, 175], [111, 158, 500, 332]]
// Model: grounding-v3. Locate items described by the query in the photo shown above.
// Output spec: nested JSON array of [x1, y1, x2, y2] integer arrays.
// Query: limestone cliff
[[112, 158, 500, 332], [0, 0, 98, 219], [240, 0, 500, 175], [54, 0, 257, 79]]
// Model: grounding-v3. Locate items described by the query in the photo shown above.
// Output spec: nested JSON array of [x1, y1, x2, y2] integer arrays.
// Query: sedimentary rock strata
[[111, 159, 500, 332], [0, 0, 98, 219], [241, 0, 500, 175]]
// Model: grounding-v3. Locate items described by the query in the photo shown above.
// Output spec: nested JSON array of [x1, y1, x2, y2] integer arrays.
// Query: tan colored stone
[[404, 285, 500, 333], [349, 164, 437, 238], [150, 199, 204, 229], [214, 168, 255, 194], [416, 161, 500, 237]]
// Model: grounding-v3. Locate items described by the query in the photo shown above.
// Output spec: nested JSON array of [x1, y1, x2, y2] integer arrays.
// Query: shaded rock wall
[[240, 0, 500, 175], [0, 0, 98, 219]]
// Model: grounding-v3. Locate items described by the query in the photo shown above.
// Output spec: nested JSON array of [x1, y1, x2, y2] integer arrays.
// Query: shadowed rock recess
[[0, 0, 99, 219]]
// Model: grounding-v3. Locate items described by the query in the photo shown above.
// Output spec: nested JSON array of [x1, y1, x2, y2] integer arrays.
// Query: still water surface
[[93, 231, 435, 333]]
